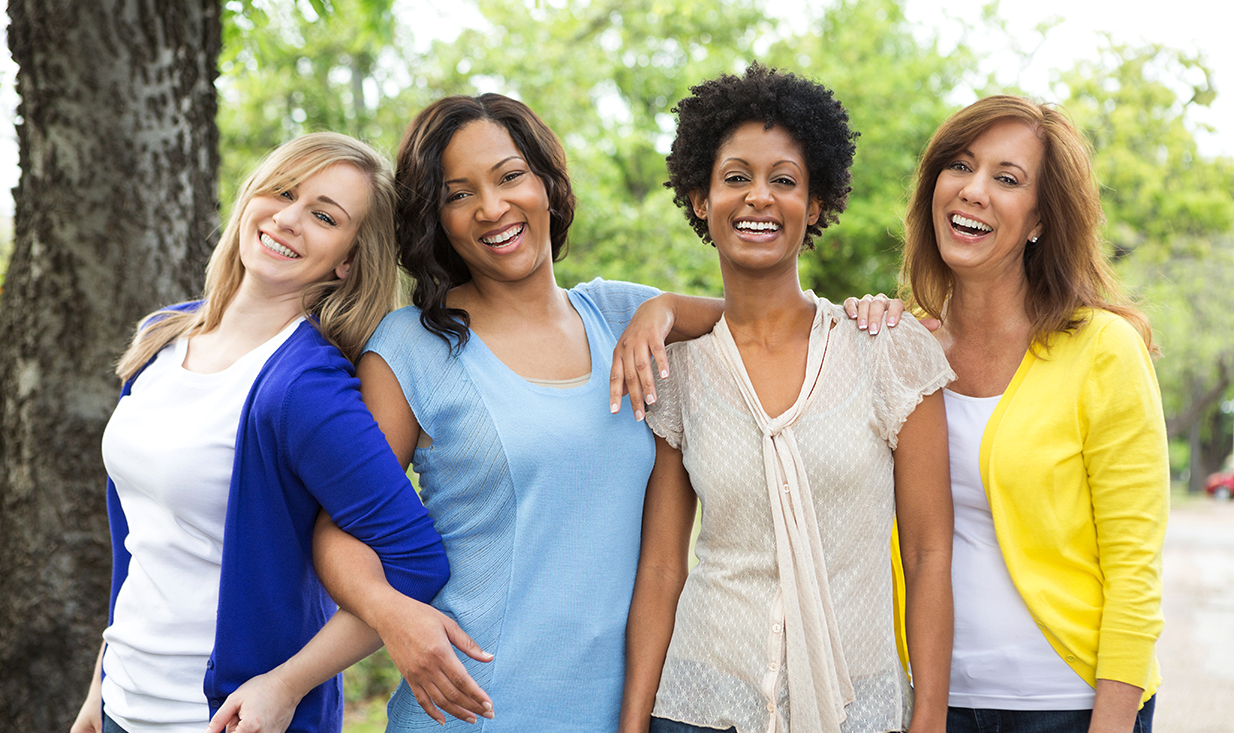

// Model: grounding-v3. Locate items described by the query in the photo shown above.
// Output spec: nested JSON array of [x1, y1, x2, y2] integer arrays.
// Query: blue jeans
[[102, 712, 129, 733], [947, 696, 1155, 733], [649, 717, 737, 733]]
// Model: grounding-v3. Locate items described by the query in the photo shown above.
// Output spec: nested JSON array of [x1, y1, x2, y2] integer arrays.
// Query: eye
[[501, 170, 525, 184], [772, 175, 797, 187], [444, 189, 469, 204], [995, 173, 1020, 186], [947, 161, 971, 173], [280, 190, 294, 200], [723, 173, 749, 184], [313, 211, 337, 226]]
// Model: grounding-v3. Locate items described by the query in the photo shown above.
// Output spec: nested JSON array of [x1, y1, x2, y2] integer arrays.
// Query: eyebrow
[[315, 194, 352, 221], [444, 155, 525, 188], [719, 156, 804, 172], [960, 148, 1030, 178]]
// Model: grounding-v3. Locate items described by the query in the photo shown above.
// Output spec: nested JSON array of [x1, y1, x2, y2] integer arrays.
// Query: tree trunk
[[0, 1, 220, 728]]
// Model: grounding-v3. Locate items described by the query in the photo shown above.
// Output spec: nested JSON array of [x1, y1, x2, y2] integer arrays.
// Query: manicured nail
[[610, 402, 619, 414], [870, 323, 879, 335], [635, 409, 644, 422], [858, 319, 867, 330], [646, 393, 656, 404], [661, 369, 669, 378]]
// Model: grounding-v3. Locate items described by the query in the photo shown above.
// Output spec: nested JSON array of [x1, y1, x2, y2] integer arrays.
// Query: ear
[[1029, 219, 1044, 243], [689, 190, 708, 221], [334, 254, 354, 281], [807, 196, 823, 226]]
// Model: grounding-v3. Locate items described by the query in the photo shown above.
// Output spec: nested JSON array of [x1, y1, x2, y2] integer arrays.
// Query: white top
[[646, 296, 954, 733], [945, 388, 1095, 710], [100, 318, 303, 733]]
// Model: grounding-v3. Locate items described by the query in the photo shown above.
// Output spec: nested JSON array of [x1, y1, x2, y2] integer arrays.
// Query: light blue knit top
[[367, 279, 658, 732]]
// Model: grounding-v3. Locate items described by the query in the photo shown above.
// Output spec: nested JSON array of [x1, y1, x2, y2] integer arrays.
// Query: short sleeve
[[644, 341, 687, 449], [573, 277, 661, 336], [869, 315, 954, 449]]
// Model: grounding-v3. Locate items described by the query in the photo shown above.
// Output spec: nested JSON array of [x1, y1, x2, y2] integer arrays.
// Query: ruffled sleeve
[[868, 315, 954, 449]]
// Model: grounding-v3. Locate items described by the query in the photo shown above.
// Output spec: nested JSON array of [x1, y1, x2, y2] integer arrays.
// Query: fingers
[[609, 356, 629, 414], [204, 698, 239, 733], [409, 684, 446, 726], [921, 317, 942, 333], [846, 294, 894, 334], [445, 620, 493, 664]]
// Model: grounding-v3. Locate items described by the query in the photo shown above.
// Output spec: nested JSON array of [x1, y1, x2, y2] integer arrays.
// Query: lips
[[480, 223, 525, 248], [260, 232, 301, 258], [950, 213, 992, 235]]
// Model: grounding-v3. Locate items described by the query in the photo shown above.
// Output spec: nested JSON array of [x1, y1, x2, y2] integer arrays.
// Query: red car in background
[[1205, 471, 1234, 500]]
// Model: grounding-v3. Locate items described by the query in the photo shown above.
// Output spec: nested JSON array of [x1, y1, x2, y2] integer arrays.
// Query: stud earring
[[1029, 236, 1039, 243]]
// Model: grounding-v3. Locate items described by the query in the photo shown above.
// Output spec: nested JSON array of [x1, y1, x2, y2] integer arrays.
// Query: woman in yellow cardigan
[[896, 95, 1168, 733]]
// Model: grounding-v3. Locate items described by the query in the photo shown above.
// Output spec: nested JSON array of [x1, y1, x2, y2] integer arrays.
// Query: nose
[[959, 177, 988, 207], [272, 201, 303, 233], [745, 179, 773, 208], [476, 188, 509, 222]]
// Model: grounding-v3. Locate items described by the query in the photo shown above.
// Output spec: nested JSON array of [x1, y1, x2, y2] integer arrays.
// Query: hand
[[843, 295, 940, 333], [204, 671, 301, 733], [378, 596, 494, 725], [610, 295, 675, 421], [69, 690, 103, 733]]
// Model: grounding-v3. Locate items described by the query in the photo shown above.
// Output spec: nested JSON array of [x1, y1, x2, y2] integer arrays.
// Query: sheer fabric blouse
[[644, 296, 953, 733]]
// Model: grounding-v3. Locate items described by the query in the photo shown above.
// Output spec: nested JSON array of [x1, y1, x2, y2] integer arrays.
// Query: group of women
[[72, 60, 1168, 733]]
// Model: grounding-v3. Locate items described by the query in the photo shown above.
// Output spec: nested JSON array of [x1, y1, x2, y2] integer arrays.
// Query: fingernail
[[858, 320, 867, 330], [660, 369, 668, 378], [870, 323, 879, 335], [888, 317, 897, 327], [610, 402, 619, 414], [484, 702, 494, 712], [635, 409, 644, 422], [646, 393, 656, 404]]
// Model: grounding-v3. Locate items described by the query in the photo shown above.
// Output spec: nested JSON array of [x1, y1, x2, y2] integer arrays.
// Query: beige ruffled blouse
[[645, 295, 953, 733]]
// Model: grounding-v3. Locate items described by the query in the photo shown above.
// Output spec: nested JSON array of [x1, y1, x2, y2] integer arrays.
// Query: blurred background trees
[[2, 0, 1232, 728]]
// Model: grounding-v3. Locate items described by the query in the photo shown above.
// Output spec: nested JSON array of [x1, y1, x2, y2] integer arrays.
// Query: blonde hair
[[116, 132, 398, 381], [901, 95, 1154, 353]]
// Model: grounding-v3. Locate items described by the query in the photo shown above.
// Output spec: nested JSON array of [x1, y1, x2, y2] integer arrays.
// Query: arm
[[892, 390, 953, 733], [618, 436, 698, 733], [1083, 321, 1169, 731], [312, 352, 492, 724], [610, 293, 723, 420], [205, 610, 383, 733], [69, 641, 105, 733]]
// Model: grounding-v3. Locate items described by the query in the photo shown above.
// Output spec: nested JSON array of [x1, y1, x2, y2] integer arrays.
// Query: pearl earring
[[1029, 236, 1039, 243]]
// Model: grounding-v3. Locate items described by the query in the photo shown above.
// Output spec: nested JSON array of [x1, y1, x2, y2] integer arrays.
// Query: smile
[[481, 223, 524, 248], [260, 232, 301, 258], [951, 214, 992, 235], [735, 220, 780, 232]]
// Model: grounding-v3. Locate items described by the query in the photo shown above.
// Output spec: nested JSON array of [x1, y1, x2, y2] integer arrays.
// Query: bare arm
[[204, 610, 383, 733], [618, 436, 698, 733], [69, 641, 105, 733], [310, 352, 493, 724], [610, 293, 723, 420], [1087, 679, 1146, 733], [892, 390, 953, 733]]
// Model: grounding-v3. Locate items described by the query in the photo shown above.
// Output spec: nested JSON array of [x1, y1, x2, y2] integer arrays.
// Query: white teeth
[[482, 224, 524, 246], [260, 233, 300, 258], [736, 221, 780, 232], [951, 214, 992, 232]]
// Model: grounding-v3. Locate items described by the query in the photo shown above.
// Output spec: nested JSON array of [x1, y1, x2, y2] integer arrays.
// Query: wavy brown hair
[[901, 95, 1153, 352], [116, 132, 399, 381], [395, 93, 576, 351]]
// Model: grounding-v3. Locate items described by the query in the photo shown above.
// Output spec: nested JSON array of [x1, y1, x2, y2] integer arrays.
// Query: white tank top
[[945, 388, 1095, 710], [100, 319, 302, 732]]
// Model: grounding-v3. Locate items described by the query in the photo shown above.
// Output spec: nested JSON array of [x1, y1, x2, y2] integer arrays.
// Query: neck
[[214, 280, 306, 342], [945, 271, 1031, 344], [721, 264, 815, 346], [453, 263, 570, 322]]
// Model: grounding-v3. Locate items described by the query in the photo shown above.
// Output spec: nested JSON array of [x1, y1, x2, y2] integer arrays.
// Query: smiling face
[[438, 119, 554, 287], [932, 119, 1045, 283], [690, 121, 821, 275], [238, 162, 370, 297]]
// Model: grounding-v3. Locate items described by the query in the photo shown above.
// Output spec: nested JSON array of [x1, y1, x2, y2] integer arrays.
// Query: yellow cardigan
[[895, 309, 1168, 705], [981, 309, 1168, 702]]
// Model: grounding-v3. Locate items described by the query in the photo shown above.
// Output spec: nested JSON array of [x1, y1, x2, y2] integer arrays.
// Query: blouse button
[[772, 624, 782, 633], [769, 662, 778, 672], [782, 484, 790, 493], [767, 702, 775, 712], [1066, 655, 1076, 662]]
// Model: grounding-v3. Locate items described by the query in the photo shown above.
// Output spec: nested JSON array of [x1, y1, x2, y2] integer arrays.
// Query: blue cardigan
[[106, 314, 449, 732]]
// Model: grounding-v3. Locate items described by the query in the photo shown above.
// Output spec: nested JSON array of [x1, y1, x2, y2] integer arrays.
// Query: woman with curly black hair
[[619, 64, 955, 733]]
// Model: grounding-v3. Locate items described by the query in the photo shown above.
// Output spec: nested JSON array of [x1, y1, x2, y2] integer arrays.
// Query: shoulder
[[1052, 309, 1149, 360], [571, 277, 660, 311], [366, 305, 454, 368]]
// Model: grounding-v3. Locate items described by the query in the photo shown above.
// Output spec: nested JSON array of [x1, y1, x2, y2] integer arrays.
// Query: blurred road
[[1155, 497, 1234, 732]]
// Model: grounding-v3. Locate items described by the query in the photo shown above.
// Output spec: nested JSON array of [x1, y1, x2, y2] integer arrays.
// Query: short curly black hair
[[665, 63, 858, 248]]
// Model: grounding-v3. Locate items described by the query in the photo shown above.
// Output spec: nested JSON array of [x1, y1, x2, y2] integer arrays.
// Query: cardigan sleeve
[[1080, 317, 1169, 689], [280, 364, 449, 603]]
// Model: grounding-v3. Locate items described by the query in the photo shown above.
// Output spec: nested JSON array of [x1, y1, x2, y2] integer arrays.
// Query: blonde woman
[[70, 133, 448, 733]]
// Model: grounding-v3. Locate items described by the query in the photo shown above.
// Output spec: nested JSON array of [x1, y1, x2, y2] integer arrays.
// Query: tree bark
[[1, 1, 220, 728]]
